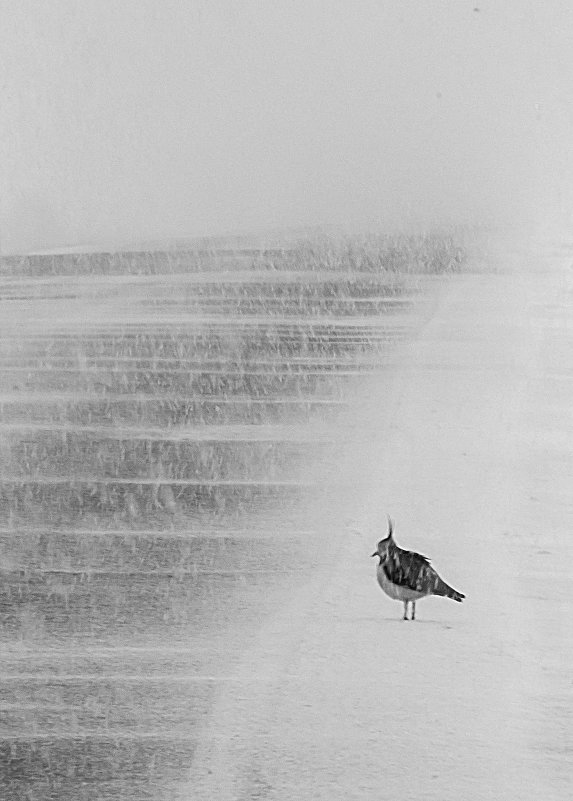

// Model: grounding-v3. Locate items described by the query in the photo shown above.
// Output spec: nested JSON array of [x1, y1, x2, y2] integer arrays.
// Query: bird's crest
[[371, 516, 395, 558], [387, 515, 394, 540]]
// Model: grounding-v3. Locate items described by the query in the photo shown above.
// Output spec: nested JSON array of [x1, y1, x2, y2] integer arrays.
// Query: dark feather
[[383, 543, 434, 593]]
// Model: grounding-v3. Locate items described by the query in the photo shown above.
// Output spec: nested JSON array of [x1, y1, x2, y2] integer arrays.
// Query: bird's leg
[[403, 601, 409, 621], [411, 602, 416, 621]]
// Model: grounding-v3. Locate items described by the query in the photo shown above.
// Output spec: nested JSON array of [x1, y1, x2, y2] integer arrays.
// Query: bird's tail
[[432, 576, 465, 602]]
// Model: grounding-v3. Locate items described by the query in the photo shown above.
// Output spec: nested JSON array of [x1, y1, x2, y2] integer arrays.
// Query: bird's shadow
[[354, 616, 453, 629]]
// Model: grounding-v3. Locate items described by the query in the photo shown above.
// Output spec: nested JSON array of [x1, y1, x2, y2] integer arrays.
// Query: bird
[[371, 517, 465, 620]]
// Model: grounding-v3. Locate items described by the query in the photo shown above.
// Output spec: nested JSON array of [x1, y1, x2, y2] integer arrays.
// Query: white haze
[[0, 0, 572, 252]]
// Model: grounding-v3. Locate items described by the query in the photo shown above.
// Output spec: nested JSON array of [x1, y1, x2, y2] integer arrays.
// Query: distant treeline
[[1, 231, 469, 277]]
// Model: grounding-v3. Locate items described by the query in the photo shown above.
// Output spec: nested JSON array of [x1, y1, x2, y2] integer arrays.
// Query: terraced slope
[[0, 241, 457, 800]]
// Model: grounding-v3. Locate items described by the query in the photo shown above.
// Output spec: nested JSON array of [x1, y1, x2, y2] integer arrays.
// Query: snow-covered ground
[[184, 237, 573, 800], [2, 236, 571, 799]]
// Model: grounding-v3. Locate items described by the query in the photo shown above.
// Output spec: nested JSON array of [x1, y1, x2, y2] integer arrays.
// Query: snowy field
[[1, 234, 571, 800], [185, 235, 573, 800]]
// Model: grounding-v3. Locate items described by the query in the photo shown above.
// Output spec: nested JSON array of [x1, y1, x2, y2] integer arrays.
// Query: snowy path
[[185, 240, 572, 800]]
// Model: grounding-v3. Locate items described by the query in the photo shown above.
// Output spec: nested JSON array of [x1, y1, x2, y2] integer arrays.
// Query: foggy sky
[[1, 1, 572, 252]]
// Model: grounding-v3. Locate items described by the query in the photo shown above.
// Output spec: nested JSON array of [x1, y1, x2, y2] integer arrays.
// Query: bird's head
[[370, 516, 394, 563]]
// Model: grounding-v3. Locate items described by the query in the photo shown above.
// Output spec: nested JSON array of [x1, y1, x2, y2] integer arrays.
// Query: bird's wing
[[383, 546, 437, 592]]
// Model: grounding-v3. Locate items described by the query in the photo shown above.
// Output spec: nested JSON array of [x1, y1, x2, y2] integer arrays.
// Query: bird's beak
[[370, 551, 378, 558]]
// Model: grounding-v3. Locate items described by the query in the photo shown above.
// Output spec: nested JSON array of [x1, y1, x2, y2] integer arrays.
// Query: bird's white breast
[[376, 563, 426, 602]]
